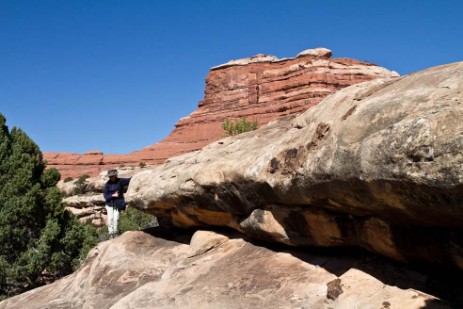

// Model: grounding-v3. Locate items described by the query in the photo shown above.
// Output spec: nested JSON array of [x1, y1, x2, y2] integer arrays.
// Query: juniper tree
[[0, 113, 98, 300]]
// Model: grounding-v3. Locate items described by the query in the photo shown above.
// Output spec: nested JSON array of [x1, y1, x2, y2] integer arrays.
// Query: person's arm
[[103, 183, 113, 202]]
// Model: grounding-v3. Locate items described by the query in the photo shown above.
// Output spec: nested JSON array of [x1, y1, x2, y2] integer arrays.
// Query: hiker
[[103, 169, 131, 239]]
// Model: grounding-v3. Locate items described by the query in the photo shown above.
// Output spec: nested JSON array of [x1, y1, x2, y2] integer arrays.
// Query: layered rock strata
[[126, 62, 463, 268], [44, 48, 398, 178], [1, 229, 456, 308]]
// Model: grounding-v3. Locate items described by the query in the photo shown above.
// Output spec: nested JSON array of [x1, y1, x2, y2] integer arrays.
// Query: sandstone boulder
[[126, 62, 463, 268], [0, 229, 455, 308], [186, 230, 229, 257], [296, 47, 333, 58], [63, 194, 107, 226]]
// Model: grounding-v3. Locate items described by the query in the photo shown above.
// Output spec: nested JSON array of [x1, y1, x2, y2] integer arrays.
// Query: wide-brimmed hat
[[107, 169, 118, 177]]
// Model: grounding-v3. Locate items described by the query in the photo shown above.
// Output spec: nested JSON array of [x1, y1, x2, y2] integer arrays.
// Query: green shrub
[[73, 174, 91, 195], [76, 174, 90, 185], [119, 207, 158, 233], [139, 162, 146, 168], [63, 177, 74, 183], [222, 117, 258, 136], [0, 113, 98, 300], [96, 208, 158, 241]]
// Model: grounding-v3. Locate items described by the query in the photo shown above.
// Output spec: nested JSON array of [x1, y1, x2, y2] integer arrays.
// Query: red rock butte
[[44, 48, 399, 178]]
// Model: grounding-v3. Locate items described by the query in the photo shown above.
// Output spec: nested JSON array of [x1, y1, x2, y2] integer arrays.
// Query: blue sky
[[1, 0, 462, 154]]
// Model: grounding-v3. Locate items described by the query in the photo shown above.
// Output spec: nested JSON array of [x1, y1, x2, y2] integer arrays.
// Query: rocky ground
[[1, 228, 459, 309]]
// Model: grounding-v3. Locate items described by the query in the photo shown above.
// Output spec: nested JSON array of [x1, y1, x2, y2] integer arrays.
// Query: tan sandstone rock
[[63, 194, 107, 226], [186, 230, 229, 257], [0, 229, 453, 308], [43, 48, 398, 178], [126, 62, 463, 268]]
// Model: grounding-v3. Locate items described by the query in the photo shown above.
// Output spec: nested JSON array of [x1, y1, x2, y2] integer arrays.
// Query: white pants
[[106, 205, 120, 235]]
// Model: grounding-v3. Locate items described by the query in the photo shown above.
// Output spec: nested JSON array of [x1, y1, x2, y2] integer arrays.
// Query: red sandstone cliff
[[44, 48, 398, 178]]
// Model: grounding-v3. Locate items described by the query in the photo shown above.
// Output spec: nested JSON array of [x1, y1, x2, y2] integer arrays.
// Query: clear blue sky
[[1, 0, 462, 154]]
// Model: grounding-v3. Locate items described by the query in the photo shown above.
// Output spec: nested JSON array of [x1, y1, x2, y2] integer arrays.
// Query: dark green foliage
[[139, 161, 146, 168], [119, 207, 158, 233], [0, 113, 98, 299], [222, 117, 258, 136], [63, 177, 74, 183], [96, 207, 158, 240], [73, 174, 91, 195], [41, 168, 61, 188], [76, 174, 90, 185]]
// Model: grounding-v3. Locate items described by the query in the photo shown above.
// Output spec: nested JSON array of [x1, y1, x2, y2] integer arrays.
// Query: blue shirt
[[103, 177, 131, 207]]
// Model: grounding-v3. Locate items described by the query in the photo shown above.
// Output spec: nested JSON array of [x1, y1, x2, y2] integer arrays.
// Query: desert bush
[[119, 207, 158, 232], [73, 174, 91, 195], [63, 177, 74, 183], [76, 174, 90, 185], [0, 113, 98, 300], [96, 207, 158, 240], [222, 117, 258, 136]]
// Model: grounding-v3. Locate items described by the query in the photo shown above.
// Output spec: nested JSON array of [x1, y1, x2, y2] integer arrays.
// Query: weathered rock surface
[[63, 194, 107, 226], [44, 48, 398, 178], [44, 151, 139, 180], [1, 228, 456, 308], [126, 62, 463, 268]]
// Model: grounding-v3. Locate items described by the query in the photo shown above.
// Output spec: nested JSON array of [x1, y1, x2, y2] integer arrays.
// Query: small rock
[[187, 230, 229, 257]]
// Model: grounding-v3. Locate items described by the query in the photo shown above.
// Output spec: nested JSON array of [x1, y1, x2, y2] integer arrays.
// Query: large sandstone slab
[[126, 62, 463, 267], [44, 48, 398, 178], [0, 229, 455, 308]]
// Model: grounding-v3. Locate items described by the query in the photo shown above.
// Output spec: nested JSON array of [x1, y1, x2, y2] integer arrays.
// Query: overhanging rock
[[127, 62, 463, 268]]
